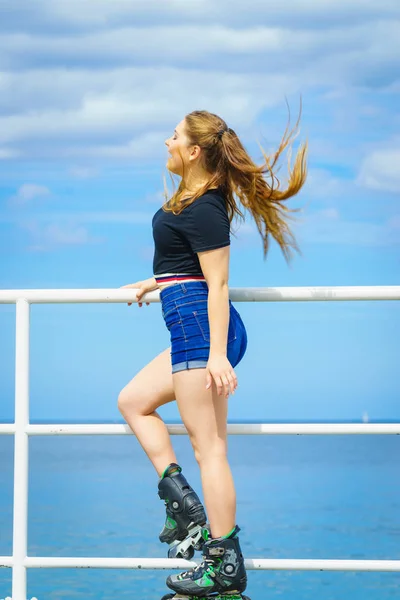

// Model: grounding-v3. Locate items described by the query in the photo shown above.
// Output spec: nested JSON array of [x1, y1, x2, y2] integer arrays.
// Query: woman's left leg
[[167, 367, 247, 596], [173, 367, 235, 538]]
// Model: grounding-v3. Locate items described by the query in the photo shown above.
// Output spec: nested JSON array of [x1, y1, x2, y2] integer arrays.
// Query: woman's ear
[[189, 145, 202, 162]]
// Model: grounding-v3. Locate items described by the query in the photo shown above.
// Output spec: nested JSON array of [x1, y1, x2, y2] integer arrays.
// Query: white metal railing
[[1, 422, 400, 436], [0, 286, 400, 600]]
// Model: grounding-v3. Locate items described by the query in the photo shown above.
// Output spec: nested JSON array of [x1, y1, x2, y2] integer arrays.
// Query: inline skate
[[160, 525, 250, 599], [159, 463, 208, 560]]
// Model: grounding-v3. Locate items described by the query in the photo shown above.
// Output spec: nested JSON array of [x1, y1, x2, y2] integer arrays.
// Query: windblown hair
[[163, 105, 308, 261]]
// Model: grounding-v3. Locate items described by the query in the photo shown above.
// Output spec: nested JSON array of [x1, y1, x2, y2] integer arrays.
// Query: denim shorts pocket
[[174, 295, 207, 311], [162, 303, 181, 328], [193, 306, 237, 344]]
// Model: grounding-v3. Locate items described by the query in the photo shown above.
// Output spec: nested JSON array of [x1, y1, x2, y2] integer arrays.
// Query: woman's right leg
[[118, 346, 207, 557], [118, 346, 177, 476]]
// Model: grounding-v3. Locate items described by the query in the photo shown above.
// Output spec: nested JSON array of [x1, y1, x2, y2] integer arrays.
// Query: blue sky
[[0, 1, 399, 423]]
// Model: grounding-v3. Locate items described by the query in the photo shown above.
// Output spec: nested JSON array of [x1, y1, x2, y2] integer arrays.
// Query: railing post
[[12, 299, 30, 600]]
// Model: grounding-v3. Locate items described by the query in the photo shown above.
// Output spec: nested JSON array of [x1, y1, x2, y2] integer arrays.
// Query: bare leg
[[118, 346, 177, 476], [173, 368, 236, 538]]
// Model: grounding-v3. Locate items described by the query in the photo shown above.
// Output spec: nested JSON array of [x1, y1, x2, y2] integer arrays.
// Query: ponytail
[[221, 109, 307, 261], [164, 105, 308, 262]]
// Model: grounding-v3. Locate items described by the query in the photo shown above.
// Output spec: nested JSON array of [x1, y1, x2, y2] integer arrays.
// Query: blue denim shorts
[[160, 281, 248, 374]]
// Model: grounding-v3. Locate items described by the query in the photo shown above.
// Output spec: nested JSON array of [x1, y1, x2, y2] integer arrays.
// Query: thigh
[[119, 346, 176, 414], [173, 369, 228, 454]]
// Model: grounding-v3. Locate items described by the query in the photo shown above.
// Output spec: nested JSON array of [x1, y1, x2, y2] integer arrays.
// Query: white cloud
[[0, 148, 20, 159], [9, 183, 51, 206], [3, 1, 399, 32], [357, 148, 400, 193], [303, 169, 346, 201], [0, 8, 399, 160], [0, 210, 153, 225], [0, 0, 396, 212], [57, 211, 152, 224], [0, 67, 292, 155], [78, 132, 169, 159], [233, 207, 400, 248], [0, 23, 378, 63], [68, 166, 99, 179], [297, 208, 400, 246], [22, 221, 102, 251], [1, 20, 399, 79]]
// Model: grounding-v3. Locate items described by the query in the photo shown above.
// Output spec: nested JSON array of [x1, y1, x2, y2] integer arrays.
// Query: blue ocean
[[0, 423, 399, 600]]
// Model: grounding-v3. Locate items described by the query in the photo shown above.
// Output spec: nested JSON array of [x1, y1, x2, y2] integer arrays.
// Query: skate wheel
[[242, 596, 251, 600], [160, 594, 175, 600], [180, 546, 195, 561], [167, 545, 195, 560]]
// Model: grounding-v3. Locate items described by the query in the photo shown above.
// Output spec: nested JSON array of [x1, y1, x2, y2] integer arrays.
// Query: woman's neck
[[182, 177, 217, 197], [181, 168, 214, 195]]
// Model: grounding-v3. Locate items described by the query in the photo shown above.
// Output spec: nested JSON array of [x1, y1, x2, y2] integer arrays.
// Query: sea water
[[0, 426, 399, 599]]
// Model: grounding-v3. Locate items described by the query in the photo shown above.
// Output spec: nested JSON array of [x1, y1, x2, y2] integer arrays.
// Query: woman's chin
[[166, 162, 182, 176]]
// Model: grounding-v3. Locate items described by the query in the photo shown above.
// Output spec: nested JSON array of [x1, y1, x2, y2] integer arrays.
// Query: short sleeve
[[187, 195, 231, 253]]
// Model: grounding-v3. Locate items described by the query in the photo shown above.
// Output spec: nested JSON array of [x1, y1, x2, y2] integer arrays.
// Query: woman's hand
[[205, 353, 238, 398], [120, 277, 158, 307]]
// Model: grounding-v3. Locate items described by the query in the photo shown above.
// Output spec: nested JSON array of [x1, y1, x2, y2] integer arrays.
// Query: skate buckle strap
[[208, 546, 225, 557]]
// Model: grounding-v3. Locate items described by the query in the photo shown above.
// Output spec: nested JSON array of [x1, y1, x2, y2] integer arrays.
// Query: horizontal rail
[[1, 556, 400, 572], [0, 285, 399, 304], [1, 423, 399, 436]]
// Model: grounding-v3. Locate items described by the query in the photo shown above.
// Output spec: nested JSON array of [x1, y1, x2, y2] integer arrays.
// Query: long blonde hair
[[163, 105, 308, 261]]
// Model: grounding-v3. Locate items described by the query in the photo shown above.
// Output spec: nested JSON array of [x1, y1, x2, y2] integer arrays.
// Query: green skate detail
[[197, 571, 214, 587], [201, 525, 236, 544], [167, 594, 242, 600], [177, 558, 223, 587], [161, 464, 182, 479], [222, 526, 237, 539], [165, 515, 178, 530]]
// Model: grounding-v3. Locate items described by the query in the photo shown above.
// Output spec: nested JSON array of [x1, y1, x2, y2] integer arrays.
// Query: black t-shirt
[[152, 188, 230, 276]]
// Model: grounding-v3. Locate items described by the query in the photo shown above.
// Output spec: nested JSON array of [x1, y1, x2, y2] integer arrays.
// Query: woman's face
[[165, 119, 193, 177]]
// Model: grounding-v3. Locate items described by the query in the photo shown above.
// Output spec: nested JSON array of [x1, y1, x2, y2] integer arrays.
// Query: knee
[[193, 446, 202, 465], [117, 386, 140, 416], [117, 388, 129, 414], [191, 438, 227, 466]]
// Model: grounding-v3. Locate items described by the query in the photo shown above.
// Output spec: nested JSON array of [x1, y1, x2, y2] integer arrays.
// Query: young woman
[[119, 109, 307, 598]]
